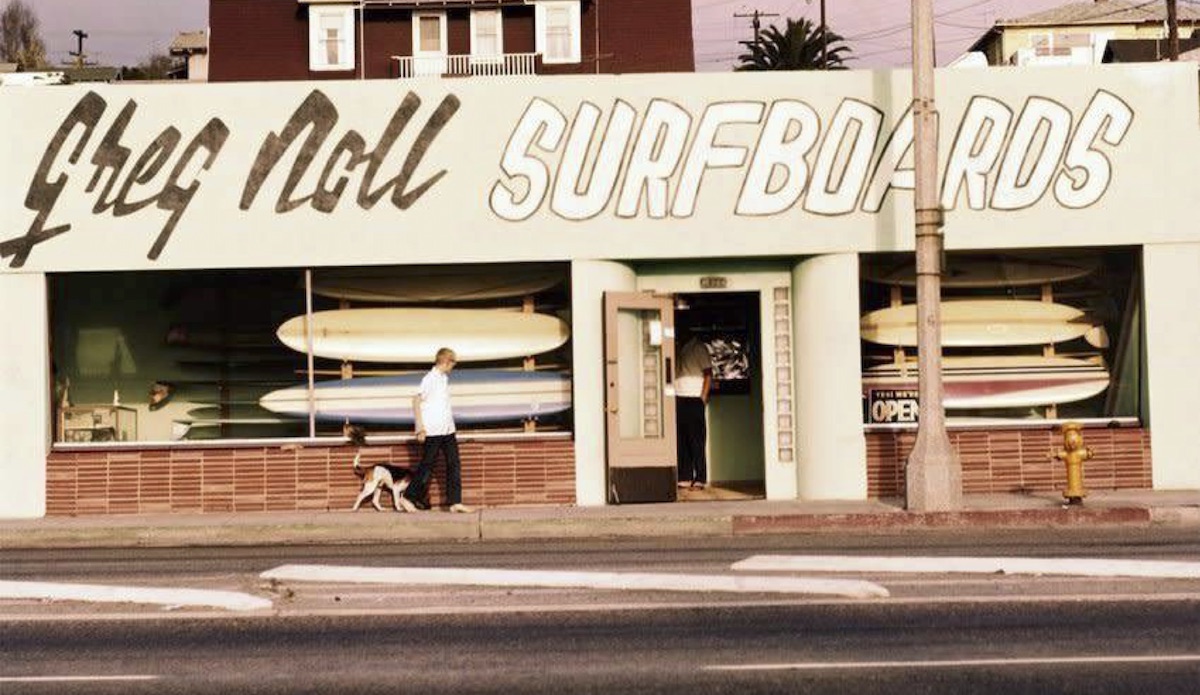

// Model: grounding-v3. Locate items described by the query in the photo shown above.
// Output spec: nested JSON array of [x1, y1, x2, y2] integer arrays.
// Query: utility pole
[[906, 0, 962, 512], [1166, 0, 1180, 61], [734, 9, 780, 48], [70, 29, 88, 68], [820, 0, 828, 69]]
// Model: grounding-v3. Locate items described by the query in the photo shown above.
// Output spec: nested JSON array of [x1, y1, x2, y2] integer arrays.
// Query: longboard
[[258, 370, 572, 425], [862, 256, 1099, 288], [276, 308, 570, 363], [313, 267, 563, 303], [860, 300, 1093, 347], [863, 355, 1110, 410]]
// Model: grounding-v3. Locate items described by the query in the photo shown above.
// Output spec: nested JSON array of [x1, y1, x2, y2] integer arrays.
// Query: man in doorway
[[675, 334, 713, 490], [405, 347, 474, 513]]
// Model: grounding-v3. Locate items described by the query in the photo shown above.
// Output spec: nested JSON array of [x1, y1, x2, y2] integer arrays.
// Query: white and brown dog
[[347, 426, 416, 513]]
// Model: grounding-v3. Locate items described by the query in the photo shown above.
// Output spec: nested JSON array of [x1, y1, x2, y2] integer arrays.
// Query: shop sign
[[868, 389, 920, 424]]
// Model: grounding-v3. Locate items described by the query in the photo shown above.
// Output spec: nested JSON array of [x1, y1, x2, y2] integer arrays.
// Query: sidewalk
[[1, 490, 1197, 550]]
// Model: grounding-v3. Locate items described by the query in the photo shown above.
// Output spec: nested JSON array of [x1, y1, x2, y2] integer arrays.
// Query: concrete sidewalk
[[1, 490, 1197, 550]]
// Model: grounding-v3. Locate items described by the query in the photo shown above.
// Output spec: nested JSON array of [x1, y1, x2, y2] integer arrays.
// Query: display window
[[49, 263, 572, 444], [859, 248, 1143, 426]]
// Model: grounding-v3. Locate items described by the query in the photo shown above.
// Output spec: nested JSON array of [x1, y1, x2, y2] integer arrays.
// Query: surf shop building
[[1, 63, 1198, 519]]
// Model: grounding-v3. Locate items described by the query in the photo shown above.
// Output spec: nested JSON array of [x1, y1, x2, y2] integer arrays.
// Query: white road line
[[259, 565, 890, 599], [0, 580, 272, 611], [0, 675, 159, 683], [705, 654, 1200, 672], [731, 555, 1200, 579]]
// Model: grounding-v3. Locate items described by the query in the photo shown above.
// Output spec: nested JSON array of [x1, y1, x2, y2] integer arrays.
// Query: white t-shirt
[[418, 368, 455, 436], [674, 338, 713, 399]]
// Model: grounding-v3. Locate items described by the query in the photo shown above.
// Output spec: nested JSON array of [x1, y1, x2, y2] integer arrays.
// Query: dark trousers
[[675, 397, 707, 485], [406, 433, 462, 506]]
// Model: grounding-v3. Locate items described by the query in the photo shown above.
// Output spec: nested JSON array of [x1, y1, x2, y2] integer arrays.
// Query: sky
[[23, 0, 1071, 70]]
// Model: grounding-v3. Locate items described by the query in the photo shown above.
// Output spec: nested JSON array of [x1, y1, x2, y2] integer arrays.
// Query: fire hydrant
[[1054, 422, 1093, 505]]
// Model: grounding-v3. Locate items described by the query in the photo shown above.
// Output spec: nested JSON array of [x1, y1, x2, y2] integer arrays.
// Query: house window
[[414, 12, 447, 55], [471, 9, 504, 58], [1031, 31, 1091, 57], [308, 4, 355, 71], [535, 1, 581, 64]]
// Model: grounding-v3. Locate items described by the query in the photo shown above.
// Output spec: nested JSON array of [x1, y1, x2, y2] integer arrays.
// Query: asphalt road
[[3, 529, 1199, 693], [3, 601, 1200, 694]]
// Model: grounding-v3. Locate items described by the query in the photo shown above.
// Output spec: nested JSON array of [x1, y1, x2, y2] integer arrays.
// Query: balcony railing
[[391, 53, 541, 78]]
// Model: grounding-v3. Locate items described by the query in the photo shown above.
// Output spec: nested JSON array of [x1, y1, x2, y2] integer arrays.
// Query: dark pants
[[406, 433, 462, 506], [675, 397, 707, 485]]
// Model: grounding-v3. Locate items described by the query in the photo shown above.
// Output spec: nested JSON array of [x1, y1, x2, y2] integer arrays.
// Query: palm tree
[[736, 18, 852, 71]]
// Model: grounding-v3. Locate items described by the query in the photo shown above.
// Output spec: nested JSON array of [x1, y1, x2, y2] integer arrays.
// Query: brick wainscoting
[[866, 426, 1152, 498], [46, 437, 575, 516]]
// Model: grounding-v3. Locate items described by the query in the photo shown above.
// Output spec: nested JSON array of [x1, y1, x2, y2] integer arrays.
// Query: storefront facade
[[1, 65, 1197, 518]]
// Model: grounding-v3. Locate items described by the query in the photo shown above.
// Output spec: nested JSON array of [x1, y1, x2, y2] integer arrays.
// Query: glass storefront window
[[859, 248, 1143, 425], [50, 263, 573, 444]]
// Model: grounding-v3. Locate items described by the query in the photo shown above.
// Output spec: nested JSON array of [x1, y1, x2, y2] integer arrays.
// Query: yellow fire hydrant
[[1054, 422, 1093, 505]]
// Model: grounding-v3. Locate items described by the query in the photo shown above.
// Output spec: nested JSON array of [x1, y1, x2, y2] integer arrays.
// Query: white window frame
[[412, 11, 449, 58], [470, 9, 505, 59], [534, 1, 582, 64], [308, 4, 356, 72]]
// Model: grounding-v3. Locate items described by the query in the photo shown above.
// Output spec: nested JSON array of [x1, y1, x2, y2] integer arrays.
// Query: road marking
[[706, 654, 1200, 672], [0, 675, 159, 682], [260, 565, 890, 599], [731, 555, 1200, 579], [0, 580, 272, 611]]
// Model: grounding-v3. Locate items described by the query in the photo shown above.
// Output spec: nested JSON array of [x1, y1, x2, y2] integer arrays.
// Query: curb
[[732, 507, 1153, 534], [2, 505, 1192, 550]]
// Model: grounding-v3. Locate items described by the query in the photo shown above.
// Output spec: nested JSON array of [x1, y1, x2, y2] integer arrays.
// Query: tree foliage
[[736, 18, 852, 71], [0, 0, 46, 68], [123, 51, 180, 80]]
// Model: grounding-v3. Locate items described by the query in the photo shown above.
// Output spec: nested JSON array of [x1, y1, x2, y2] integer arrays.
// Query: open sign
[[868, 389, 919, 423]]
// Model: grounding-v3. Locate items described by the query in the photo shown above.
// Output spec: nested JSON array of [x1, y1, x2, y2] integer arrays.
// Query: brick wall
[[46, 437, 575, 516], [866, 426, 1152, 498]]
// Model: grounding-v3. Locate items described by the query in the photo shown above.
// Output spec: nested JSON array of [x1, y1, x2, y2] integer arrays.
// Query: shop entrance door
[[603, 292, 677, 504]]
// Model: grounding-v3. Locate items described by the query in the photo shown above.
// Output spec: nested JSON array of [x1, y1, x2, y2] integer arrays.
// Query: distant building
[[169, 30, 209, 81], [207, 0, 695, 82], [966, 0, 1200, 66], [61, 66, 122, 84]]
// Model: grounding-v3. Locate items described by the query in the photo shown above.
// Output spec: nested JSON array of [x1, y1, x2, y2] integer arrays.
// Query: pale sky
[[25, 0, 1071, 70]]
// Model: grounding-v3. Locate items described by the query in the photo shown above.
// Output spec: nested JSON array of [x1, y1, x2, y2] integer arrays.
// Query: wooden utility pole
[[734, 9, 780, 48], [906, 0, 962, 512], [1167, 0, 1180, 61], [69, 30, 88, 68], [820, 0, 828, 69]]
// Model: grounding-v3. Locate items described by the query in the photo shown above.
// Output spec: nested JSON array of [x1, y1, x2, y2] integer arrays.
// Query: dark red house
[[209, 0, 696, 82]]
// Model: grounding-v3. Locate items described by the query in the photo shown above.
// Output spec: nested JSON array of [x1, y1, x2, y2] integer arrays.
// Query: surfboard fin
[[1084, 325, 1110, 349]]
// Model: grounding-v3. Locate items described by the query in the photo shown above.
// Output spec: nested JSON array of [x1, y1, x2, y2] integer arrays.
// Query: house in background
[[967, 0, 1200, 66], [208, 0, 694, 82], [169, 30, 209, 81]]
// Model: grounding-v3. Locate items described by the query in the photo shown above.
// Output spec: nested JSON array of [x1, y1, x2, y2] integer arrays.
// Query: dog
[[347, 426, 416, 513]]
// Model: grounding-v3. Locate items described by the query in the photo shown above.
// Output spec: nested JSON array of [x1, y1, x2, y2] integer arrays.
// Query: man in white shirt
[[675, 335, 713, 489], [405, 347, 473, 513]]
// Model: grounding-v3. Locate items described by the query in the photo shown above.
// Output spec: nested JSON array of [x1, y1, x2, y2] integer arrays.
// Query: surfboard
[[312, 267, 563, 303], [258, 370, 572, 425], [862, 355, 1110, 410], [860, 300, 1093, 347], [862, 255, 1099, 288], [276, 308, 570, 363]]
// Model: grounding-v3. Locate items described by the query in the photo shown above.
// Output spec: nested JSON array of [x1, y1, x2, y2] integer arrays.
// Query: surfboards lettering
[[490, 89, 1134, 222], [0, 91, 229, 268], [239, 89, 460, 215]]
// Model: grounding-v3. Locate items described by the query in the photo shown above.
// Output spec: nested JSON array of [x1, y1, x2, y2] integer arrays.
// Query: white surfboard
[[863, 355, 1110, 410], [312, 267, 563, 303], [258, 370, 572, 425], [860, 300, 1093, 347], [276, 308, 570, 363], [862, 256, 1099, 288]]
